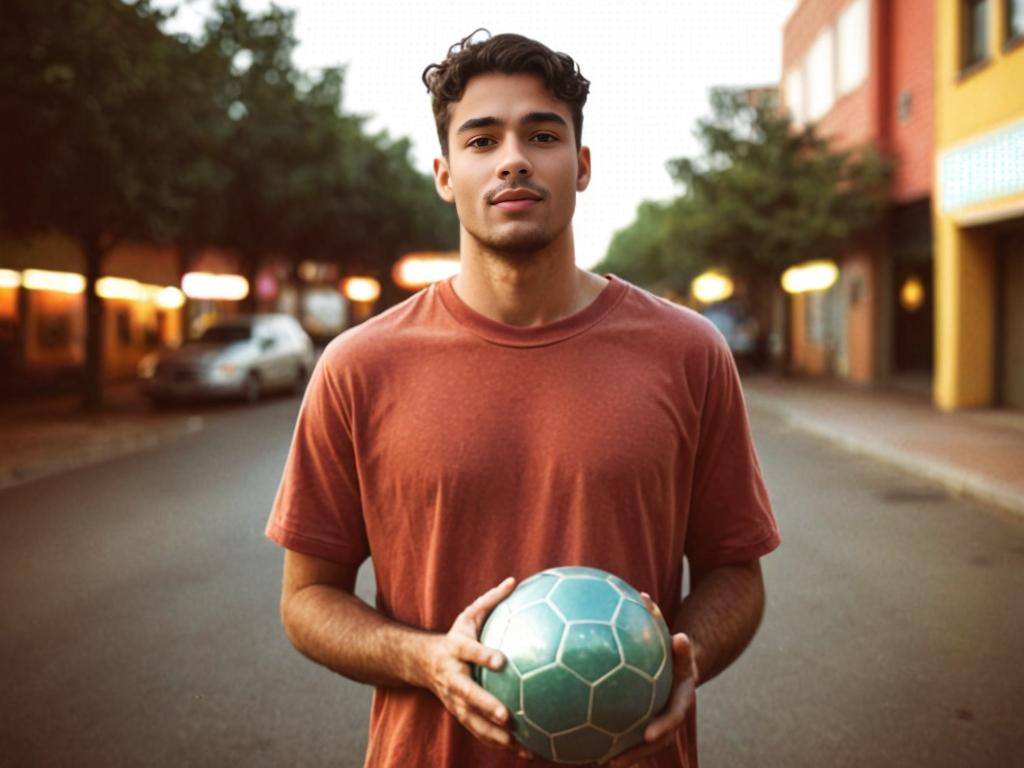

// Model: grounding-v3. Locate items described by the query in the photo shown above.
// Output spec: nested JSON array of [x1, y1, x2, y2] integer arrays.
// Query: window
[[785, 66, 805, 125], [963, 0, 990, 69], [1009, 0, 1024, 42], [806, 27, 836, 121], [837, 0, 870, 94]]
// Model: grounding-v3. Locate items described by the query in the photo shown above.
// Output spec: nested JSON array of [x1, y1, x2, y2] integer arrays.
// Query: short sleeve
[[684, 334, 780, 572], [265, 346, 370, 565]]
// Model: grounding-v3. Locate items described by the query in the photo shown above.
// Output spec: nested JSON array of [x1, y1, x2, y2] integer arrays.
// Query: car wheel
[[244, 372, 262, 404]]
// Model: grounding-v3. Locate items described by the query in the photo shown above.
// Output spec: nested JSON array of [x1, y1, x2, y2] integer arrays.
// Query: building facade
[[0, 234, 185, 391], [781, 0, 935, 386], [934, 0, 1024, 410]]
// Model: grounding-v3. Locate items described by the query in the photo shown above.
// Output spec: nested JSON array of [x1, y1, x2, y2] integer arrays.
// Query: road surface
[[1, 394, 1021, 766]]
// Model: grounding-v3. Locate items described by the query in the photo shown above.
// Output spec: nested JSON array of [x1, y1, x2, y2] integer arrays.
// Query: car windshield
[[196, 324, 252, 344]]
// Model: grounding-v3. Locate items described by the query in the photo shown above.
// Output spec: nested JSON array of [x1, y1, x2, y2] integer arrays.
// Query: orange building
[[0, 233, 185, 391], [781, 0, 935, 386]]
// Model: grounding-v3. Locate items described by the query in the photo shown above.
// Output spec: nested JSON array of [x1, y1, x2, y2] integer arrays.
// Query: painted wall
[[934, 0, 1024, 409]]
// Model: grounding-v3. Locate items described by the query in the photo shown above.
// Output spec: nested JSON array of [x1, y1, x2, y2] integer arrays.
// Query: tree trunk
[[82, 236, 105, 412], [241, 251, 259, 313]]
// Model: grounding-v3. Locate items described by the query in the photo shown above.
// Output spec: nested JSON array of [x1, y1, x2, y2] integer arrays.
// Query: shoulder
[[608, 275, 729, 354], [318, 285, 439, 373]]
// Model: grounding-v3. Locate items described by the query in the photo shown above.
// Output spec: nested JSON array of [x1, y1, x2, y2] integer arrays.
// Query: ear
[[433, 156, 455, 203], [576, 145, 591, 192]]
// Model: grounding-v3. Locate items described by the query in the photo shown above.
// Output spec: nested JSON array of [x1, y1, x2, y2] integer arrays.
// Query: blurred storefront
[[0, 233, 184, 391], [934, 0, 1024, 410], [781, 0, 935, 385]]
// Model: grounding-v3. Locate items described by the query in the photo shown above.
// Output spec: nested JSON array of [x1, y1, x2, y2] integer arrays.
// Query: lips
[[490, 188, 543, 211]]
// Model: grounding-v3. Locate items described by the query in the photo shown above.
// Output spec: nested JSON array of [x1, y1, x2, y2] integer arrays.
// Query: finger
[[462, 577, 516, 625], [639, 591, 664, 621], [643, 636, 696, 742], [450, 634, 506, 671], [462, 710, 516, 751], [446, 669, 511, 725]]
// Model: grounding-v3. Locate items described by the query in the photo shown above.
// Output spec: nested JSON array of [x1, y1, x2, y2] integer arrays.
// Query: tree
[[664, 89, 891, 284], [193, 0, 457, 309], [0, 0, 230, 409]]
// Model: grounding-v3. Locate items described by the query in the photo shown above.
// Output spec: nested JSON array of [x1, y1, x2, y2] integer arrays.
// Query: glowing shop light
[[0, 269, 21, 289], [181, 272, 249, 301], [22, 269, 86, 294], [392, 252, 460, 290], [342, 276, 381, 303], [781, 260, 839, 294], [96, 277, 144, 301], [691, 271, 734, 304], [154, 286, 186, 310], [899, 276, 925, 312]]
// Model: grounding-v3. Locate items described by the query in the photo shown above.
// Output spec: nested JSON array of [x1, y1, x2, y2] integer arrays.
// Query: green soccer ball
[[474, 566, 673, 764]]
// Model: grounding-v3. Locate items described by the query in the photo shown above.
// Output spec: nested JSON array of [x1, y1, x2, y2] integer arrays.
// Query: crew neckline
[[435, 274, 628, 348]]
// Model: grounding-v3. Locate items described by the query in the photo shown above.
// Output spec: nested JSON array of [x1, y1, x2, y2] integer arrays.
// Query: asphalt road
[[1, 394, 1022, 767]]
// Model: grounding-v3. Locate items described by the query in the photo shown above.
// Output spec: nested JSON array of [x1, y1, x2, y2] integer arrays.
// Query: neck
[[452, 226, 606, 327]]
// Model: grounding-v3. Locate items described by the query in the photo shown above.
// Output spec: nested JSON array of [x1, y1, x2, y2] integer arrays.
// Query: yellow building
[[934, 0, 1024, 410]]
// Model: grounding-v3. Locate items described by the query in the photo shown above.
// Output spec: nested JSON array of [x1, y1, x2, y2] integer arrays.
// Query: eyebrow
[[455, 111, 568, 135]]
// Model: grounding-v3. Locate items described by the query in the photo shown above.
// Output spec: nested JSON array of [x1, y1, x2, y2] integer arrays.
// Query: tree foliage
[[0, 0, 456, 408], [597, 89, 892, 289]]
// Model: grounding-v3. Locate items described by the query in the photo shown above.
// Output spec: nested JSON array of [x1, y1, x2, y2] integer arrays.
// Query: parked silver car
[[138, 314, 315, 405]]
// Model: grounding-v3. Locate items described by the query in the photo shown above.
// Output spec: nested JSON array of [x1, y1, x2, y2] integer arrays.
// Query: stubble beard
[[473, 223, 555, 264]]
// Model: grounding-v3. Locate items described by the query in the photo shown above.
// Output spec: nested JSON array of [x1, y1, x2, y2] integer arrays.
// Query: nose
[[497, 137, 532, 179]]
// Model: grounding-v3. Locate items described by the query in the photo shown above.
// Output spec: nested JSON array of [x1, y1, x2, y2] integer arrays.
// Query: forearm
[[673, 560, 766, 686], [281, 583, 435, 689]]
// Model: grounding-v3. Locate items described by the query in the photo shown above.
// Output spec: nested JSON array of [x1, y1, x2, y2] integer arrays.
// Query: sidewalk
[[743, 374, 1024, 518], [0, 382, 203, 492]]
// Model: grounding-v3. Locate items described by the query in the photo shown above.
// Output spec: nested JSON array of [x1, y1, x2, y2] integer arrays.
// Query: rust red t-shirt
[[267, 274, 780, 767]]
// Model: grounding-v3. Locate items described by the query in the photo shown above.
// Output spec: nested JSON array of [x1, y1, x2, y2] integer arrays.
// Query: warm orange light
[[342, 276, 381, 303], [691, 271, 734, 304], [153, 286, 186, 310], [781, 260, 839, 294], [97, 277, 144, 301], [899, 276, 925, 312], [22, 269, 86, 294], [392, 252, 460, 290], [182, 272, 249, 301], [0, 269, 21, 289]]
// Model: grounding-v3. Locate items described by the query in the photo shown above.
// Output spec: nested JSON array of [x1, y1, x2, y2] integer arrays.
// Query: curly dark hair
[[422, 30, 591, 157]]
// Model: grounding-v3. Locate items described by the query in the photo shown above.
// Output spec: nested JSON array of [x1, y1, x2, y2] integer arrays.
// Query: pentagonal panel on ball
[[613, 599, 666, 677], [507, 573, 559, 612], [501, 601, 566, 675], [552, 725, 615, 764], [522, 665, 591, 734], [591, 666, 655, 734], [479, 665, 522, 715], [480, 601, 511, 650], [608, 574, 645, 604], [550, 577, 622, 622], [560, 622, 622, 683]]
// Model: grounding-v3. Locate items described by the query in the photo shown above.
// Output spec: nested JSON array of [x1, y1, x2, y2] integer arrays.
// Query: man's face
[[433, 72, 591, 260]]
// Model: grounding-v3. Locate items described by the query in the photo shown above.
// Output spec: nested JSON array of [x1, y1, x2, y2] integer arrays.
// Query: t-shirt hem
[[265, 519, 368, 565]]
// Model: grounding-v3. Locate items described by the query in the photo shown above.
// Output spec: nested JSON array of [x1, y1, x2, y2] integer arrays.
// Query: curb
[[0, 416, 204, 492], [746, 394, 1024, 518]]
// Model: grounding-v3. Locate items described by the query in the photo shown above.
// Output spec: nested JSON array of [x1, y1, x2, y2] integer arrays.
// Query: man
[[267, 31, 780, 768]]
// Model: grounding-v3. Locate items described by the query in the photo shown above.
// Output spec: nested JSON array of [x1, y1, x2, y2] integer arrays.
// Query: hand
[[422, 577, 532, 758], [607, 594, 698, 768]]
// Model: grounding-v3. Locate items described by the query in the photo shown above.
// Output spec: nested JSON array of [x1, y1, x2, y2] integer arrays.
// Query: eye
[[468, 136, 495, 149], [532, 132, 558, 143]]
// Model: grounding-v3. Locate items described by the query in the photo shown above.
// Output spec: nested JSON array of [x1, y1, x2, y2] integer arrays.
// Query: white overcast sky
[[162, 0, 798, 269]]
